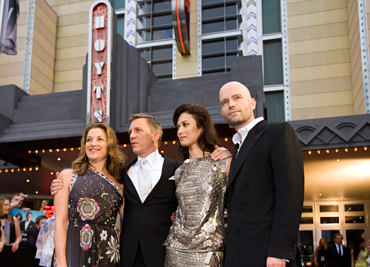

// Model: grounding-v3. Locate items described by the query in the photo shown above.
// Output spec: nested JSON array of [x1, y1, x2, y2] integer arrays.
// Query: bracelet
[[15, 241, 19, 244]]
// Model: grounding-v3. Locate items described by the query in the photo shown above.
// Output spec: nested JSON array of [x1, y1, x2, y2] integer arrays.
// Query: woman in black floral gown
[[54, 123, 126, 267]]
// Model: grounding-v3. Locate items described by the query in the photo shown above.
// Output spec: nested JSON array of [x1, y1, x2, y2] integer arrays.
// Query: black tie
[[233, 143, 240, 159]]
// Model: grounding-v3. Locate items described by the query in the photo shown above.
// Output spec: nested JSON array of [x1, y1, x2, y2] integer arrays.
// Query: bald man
[[219, 82, 304, 267]]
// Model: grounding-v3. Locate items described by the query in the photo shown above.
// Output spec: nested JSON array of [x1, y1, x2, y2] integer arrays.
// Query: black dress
[[66, 169, 122, 267], [317, 247, 327, 267]]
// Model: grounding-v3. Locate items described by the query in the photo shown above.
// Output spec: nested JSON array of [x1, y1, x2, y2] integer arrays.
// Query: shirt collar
[[232, 117, 264, 145], [138, 150, 161, 167]]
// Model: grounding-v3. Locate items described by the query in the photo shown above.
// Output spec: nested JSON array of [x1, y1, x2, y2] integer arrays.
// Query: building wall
[[348, 0, 365, 115], [174, 1, 198, 79], [29, 0, 57, 95], [45, 0, 94, 93], [0, 0, 28, 89], [288, 0, 355, 120]]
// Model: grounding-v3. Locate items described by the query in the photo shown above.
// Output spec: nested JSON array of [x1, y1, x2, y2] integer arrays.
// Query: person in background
[[315, 238, 328, 267], [0, 217, 6, 253], [351, 237, 367, 267], [366, 240, 370, 267], [10, 192, 31, 214], [0, 197, 22, 253], [326, 233, 351, 267], [15, 213, 23, 222], [20, 211, 38, 248], [35, 215, 48, 231], [35, 217, 55, 267], [39, 200, 49, 212]]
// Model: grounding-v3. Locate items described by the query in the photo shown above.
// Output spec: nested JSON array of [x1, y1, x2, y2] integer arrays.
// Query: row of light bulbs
[[307, 147, 367, 154]]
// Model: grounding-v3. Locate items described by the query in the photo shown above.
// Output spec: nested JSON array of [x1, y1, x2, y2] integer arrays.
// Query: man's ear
[[251, 98, 257, 111], [153, 131, 160, 142]]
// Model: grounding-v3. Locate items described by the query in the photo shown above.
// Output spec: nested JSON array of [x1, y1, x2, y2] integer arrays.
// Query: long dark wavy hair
[[173, 104, 219, 160], [72, 123, 126, 181]]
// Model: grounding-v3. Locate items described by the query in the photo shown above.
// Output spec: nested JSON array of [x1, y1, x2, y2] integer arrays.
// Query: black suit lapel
[[123, 159, 141, 203], [144, 156, 175, 203], [229, 120, 266, 186]]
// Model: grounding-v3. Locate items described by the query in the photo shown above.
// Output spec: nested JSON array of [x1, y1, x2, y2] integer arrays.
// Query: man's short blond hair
[[129, 113, 163, 146]]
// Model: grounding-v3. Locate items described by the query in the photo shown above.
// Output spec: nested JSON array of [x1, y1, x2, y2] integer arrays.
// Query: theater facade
[[0, 0, 369, 263]]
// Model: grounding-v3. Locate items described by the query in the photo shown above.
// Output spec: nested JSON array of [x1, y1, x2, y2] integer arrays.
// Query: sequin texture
[[164, 157, 227, 266]]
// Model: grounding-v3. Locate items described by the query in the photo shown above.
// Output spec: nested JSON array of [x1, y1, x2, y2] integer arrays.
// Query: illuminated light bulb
[[11, 169, 14, 172], [337, 159, 339, 162], [335, 149, 339, 153], [123, 144, 127, 148], [51, 172, 54, 175], [28, 150, 31, 154], [160, 150, 164, 154], [57, 158, 61, 161], [172, 141, 176, 144], [164, 141, 168, 145], [17, 168, 20, 172], [319, 193, 322, 196], [345, 148, 348, 152], [0, 170, 2, 173], [42, 149, 45, 153], [359, 178, 362, 180], [35, 167, 39, 171], [35, 150, 38, 154], [364, 147, 367, 151], [78, 147, 81, 150], [224, 138, 228, 142], [317, 150, 321, 154], [23, 168, 26, 172], [63, 148, 67, 152], [49, 149, 52, 152], [326, 150, 329, 153], [354, 147, 358, 152], [308, 151, 312, 155], [4, 169, 8, 173], [29, 167, 32, 171], [56, 149, 60, 152], [70, 148, 74, 151], [35, 191, 38, 194], [26, 179, 30, 183]]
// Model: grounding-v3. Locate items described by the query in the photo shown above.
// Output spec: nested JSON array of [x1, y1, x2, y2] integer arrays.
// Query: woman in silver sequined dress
[[164, 104, 231, 267]]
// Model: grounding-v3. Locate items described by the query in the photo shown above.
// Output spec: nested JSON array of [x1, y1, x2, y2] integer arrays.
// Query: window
[[111, 0, 125, 10], [117, 14, 125, 38], [137, 0, 172, 43], [263, 39, 283, 86], [139, 45, 172, 79], [202, 37, 242, 75], [262, 0, 280, 34], [202, 0, 241, 34], [265, 91, 284, 122]]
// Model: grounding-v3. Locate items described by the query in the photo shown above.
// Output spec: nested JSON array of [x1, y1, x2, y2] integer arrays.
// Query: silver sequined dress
[[164, 157, 227, 267]]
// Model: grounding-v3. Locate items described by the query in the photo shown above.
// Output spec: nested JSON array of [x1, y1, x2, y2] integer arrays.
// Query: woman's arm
[[351, 249, 355, 267], [0, 223, 5, 253], [10, 216, 22, 252], [54, 169, 73, 267]]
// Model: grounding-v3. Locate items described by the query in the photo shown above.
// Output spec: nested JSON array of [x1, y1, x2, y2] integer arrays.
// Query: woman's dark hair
[[353, 236, 365, 262], [173, 104, 219, 160]]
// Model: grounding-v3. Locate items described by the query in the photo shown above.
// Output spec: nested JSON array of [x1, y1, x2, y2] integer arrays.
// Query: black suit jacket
[[326, 245, 351, 267], [120, 155, 181, 267], [19, 220, 38, 248], [225, 120, 304, 267]]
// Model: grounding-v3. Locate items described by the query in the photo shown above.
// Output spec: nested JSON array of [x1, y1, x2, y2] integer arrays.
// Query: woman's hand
[[10, 241, 19, 253], [0, 241, 4, 253], [211, 145, 232, 160]]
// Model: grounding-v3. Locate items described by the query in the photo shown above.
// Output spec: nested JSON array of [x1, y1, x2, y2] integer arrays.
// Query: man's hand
[[50, 172, 63, 196], [266, 257, 286, 267], [170, 212, 176, 222], [211, 145, 232, 161]]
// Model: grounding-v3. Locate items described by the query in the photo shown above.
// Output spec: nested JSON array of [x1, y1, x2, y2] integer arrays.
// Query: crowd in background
[[0, 192, 54, 267]]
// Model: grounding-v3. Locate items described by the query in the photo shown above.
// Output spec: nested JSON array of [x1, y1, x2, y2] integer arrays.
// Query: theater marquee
[[87, 0, 113, 125]]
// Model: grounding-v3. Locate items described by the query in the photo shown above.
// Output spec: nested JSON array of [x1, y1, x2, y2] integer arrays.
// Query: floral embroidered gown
[[66, 169, 122, 267]]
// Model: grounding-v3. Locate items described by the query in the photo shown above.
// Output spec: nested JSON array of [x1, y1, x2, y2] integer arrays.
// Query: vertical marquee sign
[[172, 0, 191, 55], [87, 0, 113, 125]]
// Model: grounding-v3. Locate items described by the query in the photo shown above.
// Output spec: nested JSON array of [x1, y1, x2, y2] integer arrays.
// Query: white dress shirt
[[335, 243, 343, 256], [232, 117, 264, 152], [127, 150, 164, 202]]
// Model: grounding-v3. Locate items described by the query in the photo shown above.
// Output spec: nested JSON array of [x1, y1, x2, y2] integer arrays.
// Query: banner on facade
[[0, 0, 19, 55]]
